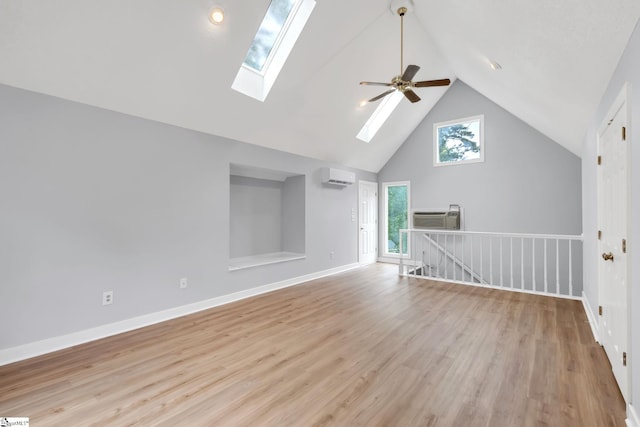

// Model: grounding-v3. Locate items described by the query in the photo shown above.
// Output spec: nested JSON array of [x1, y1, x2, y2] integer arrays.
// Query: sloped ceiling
[[0, 1, 638, 172]]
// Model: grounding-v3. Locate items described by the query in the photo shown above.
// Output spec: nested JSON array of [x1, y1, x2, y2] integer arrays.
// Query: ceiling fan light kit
[[360, 4, 450, 104]]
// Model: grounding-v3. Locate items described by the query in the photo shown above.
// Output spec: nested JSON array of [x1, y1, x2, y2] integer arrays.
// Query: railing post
[[556, 239, 560, 296], [510, 237, 514, 289], [569, 240, 573, 297], [521, 238, 524, 290], [397, 230, 582, 299], [453, 235, 457, 281], [399, 230, 404, 275], [436, 233, 440, 279], [489, 238, 493, 286], [427, 232, 431, 277], [480, 236, 484, 285], [544, 238, 548, 294], [532, 239, 536, 292], [499, 237, 503, 288]]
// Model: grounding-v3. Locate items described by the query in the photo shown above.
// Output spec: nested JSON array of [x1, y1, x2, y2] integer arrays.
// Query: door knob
[[602, 252, 614, 261]]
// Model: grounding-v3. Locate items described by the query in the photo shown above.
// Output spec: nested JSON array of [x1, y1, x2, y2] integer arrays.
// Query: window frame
[[382, 181, 411, 258], [356, 91, 404, 143], [242, 0, 302, 74], [433, 114, 485, 167], [231, 0, 316, 102]]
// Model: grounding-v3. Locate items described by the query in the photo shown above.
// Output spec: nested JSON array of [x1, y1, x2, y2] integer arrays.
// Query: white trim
[[421, 233, 487, 284], [356, 91, 404, 142], [581, 292, 600, 343], [382, 181, 411, 257], [0, 263, 359, 367], [627, 403, 640, 427], [377, 256, 400, 264], [410, 274, 582, 301], [433, 114, 485, 167], [231, 0, 316, 101], [358, 180, 379, 265], [228, 251, 305, 271], [596, 82, 631, 403]]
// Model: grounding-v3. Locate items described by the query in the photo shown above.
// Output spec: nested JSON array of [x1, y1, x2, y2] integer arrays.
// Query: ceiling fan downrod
[[357, 4, 450, 104], [399, 7, 407, 78]]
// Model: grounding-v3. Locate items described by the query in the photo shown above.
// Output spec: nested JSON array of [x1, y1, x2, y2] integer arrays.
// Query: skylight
[[356, 91, 404, 143], [232, 0, 316, 102], [243, 0, 299, 72]]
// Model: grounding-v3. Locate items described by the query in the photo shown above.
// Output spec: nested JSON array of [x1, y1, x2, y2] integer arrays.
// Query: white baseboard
[[627, 403, 640, 427], [581, 291, 600, 343], [377, 256, 398, 264], [0, 263, 360, 366], [377, 256, 411, 265]]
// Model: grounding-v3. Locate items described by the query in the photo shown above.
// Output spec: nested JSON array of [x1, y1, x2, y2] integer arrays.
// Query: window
[[231, 0, 316, 102], [434, 115, 484, 166], [356, 91, 403, 143], [243, 0, 299, 72], [383, 181, 410, 256]]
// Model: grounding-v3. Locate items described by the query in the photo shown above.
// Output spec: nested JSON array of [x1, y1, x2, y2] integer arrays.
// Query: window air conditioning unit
[[322, 168, 355, 186], [412, 204, 461, 230]]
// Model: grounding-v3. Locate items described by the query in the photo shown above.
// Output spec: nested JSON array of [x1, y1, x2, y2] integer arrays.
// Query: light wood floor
[[0, 263, 626, 426]]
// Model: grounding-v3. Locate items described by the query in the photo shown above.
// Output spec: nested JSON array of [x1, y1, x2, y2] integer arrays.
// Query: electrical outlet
[[329, 251, 334, 260], [102, 291, 113, 306], [180, 278, 188, 289]]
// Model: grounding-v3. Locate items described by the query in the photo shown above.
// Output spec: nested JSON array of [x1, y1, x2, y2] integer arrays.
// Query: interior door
[[359, 181, 378, 264], [597, 85, 629, 402]]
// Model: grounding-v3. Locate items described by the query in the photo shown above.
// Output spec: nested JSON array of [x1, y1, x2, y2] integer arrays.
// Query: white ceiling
[[0, 0, 638, 172]]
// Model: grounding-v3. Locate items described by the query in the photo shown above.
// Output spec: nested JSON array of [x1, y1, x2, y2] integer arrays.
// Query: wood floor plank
[[0, 263, 626, 426]]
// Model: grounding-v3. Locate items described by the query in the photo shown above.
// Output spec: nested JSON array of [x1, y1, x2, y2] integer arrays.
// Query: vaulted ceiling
[[1, 0, 638, 172]]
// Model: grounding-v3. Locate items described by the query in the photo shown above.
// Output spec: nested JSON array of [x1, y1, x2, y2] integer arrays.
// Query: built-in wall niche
[[229, 164, 306, 271]]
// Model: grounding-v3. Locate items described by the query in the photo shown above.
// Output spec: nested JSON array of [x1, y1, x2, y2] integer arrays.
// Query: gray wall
[[378, 81, 583, 293], [0, 84, 375, 350], [378, 80, 582, 235], [229, 175, 283, 258], [282, 175, 306, 254], [582, 18, 640, 408]]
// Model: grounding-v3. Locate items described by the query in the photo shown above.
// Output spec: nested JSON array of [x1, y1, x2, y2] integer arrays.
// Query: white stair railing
[[398, 229, 583, 299], [420, 233, 488, 284]]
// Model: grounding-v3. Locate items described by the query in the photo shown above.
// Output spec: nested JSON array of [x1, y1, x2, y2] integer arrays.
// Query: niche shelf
[[229, 164, 305, 271]]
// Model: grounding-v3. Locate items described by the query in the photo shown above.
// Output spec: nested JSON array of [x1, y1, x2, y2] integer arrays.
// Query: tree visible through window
[[384, 182, 409, 255], [434, 115, 484, 166]]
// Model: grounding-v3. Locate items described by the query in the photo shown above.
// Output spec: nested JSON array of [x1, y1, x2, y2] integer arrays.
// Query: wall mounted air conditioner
[[322, 168, 355, 186], [412, 204, 461, 230]]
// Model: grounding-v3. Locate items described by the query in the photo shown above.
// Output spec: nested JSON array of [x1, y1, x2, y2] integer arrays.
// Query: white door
[[597, 84, 629, 402], [359, 181, 378, 264]]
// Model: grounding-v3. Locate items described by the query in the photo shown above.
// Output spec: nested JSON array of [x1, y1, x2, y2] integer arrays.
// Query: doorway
[[358, 180, 378, 264], [597, 83, 630, 403]]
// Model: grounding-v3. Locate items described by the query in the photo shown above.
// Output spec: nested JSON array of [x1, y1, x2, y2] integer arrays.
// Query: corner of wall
[[581, 291, 600, 343], [627, 403, 640, 427]]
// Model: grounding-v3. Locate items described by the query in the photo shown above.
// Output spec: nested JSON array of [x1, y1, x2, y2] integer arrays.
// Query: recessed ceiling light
[[489, 60, 502, 71], [209, 7, 224, 24]]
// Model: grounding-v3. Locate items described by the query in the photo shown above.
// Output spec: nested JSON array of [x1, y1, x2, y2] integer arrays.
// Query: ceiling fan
[[360, 6, 451, 104]]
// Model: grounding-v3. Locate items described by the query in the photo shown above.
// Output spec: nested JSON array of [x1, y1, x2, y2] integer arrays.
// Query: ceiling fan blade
[[401, 65, 420, 82], [414, 78, 451, 88], [368, 89, 396, 103], [403, 89, 421, 103], [360, 81, 393, 87]]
